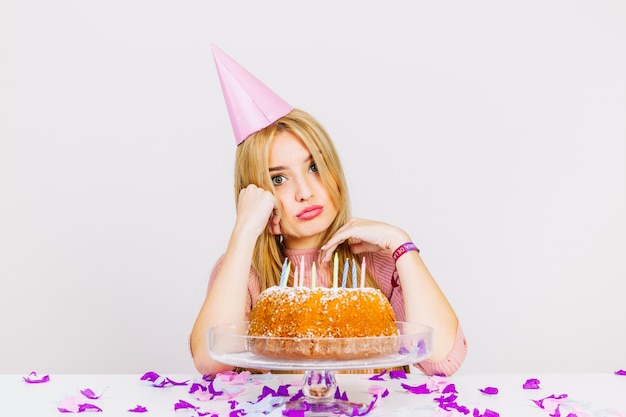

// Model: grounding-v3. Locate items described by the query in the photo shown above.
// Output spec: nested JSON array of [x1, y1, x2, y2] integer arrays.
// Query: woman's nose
[[295, 177, 313, 201]]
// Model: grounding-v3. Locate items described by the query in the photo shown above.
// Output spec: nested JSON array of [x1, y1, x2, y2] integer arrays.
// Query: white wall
[[1, 1, 625, 375]]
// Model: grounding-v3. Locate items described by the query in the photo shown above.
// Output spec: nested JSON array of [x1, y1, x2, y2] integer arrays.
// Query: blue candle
[[279, 257, 288, 287], [351, 258, 357, 288], [341, 258, 349, 288]]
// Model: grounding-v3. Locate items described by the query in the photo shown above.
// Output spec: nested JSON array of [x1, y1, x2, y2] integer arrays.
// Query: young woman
[[190, 47, 467, 377]]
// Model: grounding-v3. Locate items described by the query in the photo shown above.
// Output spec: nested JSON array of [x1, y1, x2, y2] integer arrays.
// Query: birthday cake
[[247, 286, 399, 359]]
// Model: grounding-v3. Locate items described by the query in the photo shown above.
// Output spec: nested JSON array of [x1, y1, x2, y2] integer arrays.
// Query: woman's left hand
[[320, 218, 410, 262]]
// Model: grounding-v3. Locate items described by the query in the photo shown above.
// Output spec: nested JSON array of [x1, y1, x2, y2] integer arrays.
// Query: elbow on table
[[193, 354, 234, 376]]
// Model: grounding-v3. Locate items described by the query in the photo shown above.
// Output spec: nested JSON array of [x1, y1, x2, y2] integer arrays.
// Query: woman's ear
[[268, 207, 282, 236]]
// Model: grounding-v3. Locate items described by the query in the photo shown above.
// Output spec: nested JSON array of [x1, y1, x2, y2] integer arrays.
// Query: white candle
[[311, 261, 316, 288], [333, 252, 338, 288]]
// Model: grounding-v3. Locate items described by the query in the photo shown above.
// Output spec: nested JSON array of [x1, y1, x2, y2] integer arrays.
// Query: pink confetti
[[523, 378, 541, 389], [368, 385, 388, 397], [217, 370, 251, 384], [23, 371, 50, 383], [57, 396, 103, 413], [479, 386, 499, 395], [615, 369, 626, 376], [128, 405, 148, 413], [427, 375, 451, 392]]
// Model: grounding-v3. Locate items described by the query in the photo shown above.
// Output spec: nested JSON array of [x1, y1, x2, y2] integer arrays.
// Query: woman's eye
[[310, 163, 318, 173], [271, 175, 286, 186]]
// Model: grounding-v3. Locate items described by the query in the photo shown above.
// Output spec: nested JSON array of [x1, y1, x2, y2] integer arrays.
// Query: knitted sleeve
[[367, 251, 468, 376]]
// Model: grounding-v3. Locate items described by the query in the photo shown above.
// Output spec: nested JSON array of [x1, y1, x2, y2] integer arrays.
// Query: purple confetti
[[368, 369, 388, 381], [479, 386, 499, 395], [473, 409, 500, 417], [389, 369, 407, 379], [615, 369, 626, 376], [442, 384, 458, 394], [128, 405, 148, 413], [532, 393, 568, 409], [80, 388, 107, 400], [23, 371, 50, 384], [523, 378, 541, 389], [140, 371, 159, 382], [58, 403, 103, 413], [401, 382, 432, 394], [173, 399, 199, 411]]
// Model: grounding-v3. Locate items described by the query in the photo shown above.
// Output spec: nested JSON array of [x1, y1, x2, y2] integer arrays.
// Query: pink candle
[[360, 257, 366, 288], [294, 265, 299, 287], [300, 255, 305, 287]]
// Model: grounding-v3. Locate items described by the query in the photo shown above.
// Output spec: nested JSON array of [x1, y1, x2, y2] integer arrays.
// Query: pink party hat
[[211, 44, 294, 145]]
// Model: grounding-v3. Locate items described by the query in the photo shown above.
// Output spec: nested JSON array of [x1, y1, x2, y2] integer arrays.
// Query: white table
[[2, 372, 625, 416]]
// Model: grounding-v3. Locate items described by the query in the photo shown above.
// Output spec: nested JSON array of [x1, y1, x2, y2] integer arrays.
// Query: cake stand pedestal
[[207, 321, 432, 416]]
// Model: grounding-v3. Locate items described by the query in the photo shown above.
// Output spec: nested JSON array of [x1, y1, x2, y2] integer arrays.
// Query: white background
[[1, 1, 625, 375]]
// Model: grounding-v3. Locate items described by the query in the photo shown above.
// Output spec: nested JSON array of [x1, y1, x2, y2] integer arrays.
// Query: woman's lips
[[296, 205, 323, 220]]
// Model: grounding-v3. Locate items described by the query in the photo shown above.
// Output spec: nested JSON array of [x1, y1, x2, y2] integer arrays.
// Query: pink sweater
[[207, 247, 467, 376]]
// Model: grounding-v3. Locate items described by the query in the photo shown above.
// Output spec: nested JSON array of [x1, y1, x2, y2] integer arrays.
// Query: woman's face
[[269, 130, 339, 249]]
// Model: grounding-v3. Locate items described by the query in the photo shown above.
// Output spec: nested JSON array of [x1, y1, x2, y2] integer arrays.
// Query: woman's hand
[[234, 184, 281, 238], [320, 218, 410, 262]]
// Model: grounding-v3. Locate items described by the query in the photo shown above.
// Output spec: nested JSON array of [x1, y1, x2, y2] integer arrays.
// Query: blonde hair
[[234, 108, 377, 292]]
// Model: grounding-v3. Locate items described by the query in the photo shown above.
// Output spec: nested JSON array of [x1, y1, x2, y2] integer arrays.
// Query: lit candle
[[311, 261, 316, 288], [351, 258, 357, 289], [279, 257, 288, 287], [341, 258, 349, 288], [333, 252, 338, 288], [360, 256, 366, 288]]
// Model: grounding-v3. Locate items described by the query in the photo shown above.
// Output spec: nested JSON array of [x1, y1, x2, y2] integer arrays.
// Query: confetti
[[401, 382, 432, 394], [128, 405, 148, 413], [23, 371, 50, 384], [479, 386, 499, 395], [426, 375, 451, 392], [473, 409, 500, 417], [389, 369, 407, 380], [615, 370, 626, 376], [140, 371, 189, 388], [523, 378, 541, 389], [532, 393, 568, 411], [80, 388, 107, 400], [173, 399, 199, 411], [368, 369, 388, 381], [57, 396, 103, 413]]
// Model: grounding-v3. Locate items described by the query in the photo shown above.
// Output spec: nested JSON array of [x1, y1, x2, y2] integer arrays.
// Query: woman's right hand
[[234, 184, 281, 238]]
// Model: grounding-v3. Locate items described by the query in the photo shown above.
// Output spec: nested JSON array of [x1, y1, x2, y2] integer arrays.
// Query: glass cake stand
[[207, 321, 432, 416]]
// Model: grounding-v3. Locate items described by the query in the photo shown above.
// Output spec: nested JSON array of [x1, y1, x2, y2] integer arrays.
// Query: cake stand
[[207, 321, 432, 416]]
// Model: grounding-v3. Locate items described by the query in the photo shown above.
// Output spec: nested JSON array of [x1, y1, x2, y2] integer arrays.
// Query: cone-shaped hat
[[211, 44, 294, 145]]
